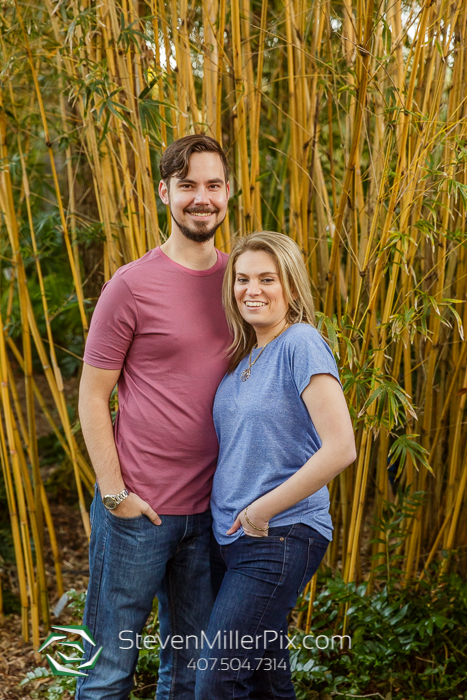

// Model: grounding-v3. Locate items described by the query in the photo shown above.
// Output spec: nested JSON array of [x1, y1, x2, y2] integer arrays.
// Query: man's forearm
[[79, 394, 126, 495]]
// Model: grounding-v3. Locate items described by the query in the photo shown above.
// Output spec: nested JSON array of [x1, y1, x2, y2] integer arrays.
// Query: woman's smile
[[234, 249, 289, 345], [244, 300, 268, 307]]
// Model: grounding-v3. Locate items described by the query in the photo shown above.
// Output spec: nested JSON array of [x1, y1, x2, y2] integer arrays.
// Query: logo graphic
[[38, 625, 103, 677]]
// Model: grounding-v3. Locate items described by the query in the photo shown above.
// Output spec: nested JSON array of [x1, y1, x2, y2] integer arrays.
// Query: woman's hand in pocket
[[226, 501, 270, 538]]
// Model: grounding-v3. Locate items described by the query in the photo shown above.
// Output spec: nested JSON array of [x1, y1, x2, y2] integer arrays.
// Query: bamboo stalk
[[13, 0, 89, 337], [1, 0, 467, 642], [231, 0, 252, 233]]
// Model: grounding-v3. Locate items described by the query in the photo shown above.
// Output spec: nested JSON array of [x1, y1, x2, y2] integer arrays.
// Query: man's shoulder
[[107, 247, 228, 294], [109, 248, 163, 289], [218, 250, 229, 268]]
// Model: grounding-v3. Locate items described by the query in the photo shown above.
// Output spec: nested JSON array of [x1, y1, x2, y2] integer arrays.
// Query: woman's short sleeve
[[287, 325, 342, 395], [83, 274, 138, 370]]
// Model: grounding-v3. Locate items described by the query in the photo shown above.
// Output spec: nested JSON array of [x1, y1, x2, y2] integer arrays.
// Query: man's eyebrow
[[175, 177, 225, 185]]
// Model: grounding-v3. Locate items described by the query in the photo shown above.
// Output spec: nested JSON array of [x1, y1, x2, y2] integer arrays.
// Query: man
[[75, 134, 231, 700]]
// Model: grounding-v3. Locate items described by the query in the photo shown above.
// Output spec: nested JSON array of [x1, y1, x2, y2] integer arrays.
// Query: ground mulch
[[0, 503, 90, 700]]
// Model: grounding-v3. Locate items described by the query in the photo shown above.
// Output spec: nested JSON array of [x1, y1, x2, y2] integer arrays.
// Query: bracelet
[[244, 507, 269, 532]]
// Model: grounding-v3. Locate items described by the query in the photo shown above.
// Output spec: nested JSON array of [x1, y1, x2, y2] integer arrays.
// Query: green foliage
[[129, 603, 161, 700], [19, 666, 76, 700], [18, 591, 86, 699], [0, 580, 21, 614], [291, 490, 467, 699], [19, 493, 467, 700], [1, 206, 86, 377], [292, 568, 467, 699], [20, 590, 160, 699], [66, 588, 87, 615], [371, 488, 426, 582], [0, 479, 20, 613], [359, 376, 417, 429], [389, 434, 432, 476], [20, 667, 51, 686]]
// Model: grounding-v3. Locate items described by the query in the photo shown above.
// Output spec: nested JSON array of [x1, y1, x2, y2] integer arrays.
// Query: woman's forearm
[[227, 374, 356, 535], [252, 442, 356, 522], [251, 373, 357, 523]]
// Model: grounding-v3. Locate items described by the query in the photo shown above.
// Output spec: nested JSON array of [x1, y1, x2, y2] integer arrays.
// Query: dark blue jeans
[[195, 523, 329, 700], [75, 488, 214, 700]]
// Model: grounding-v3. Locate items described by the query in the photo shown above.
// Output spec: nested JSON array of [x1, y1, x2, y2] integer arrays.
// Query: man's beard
[[169, 206, 226, 243]]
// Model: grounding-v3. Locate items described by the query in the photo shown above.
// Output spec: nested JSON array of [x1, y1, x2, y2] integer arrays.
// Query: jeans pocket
[[297, 536, 329, 596], [106, 510, 145, 523], [243, 524, 295, 540]]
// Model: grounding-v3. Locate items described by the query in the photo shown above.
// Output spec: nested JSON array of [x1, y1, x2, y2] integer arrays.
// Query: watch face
[[103, 496, 117, 510]]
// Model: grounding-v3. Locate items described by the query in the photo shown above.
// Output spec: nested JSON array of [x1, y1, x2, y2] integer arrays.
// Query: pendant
[[240, 368, 251, 382]]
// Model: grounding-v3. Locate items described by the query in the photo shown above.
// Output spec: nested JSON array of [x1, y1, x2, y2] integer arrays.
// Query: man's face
[[159, 151, 230, 243]]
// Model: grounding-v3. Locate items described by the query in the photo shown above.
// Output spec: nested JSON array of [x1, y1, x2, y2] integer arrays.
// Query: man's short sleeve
[[287, 325, 342, 395], [83, 274, 138, 370]]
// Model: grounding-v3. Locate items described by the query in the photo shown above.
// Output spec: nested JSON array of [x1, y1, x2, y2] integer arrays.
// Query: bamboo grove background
[[0, 0, 466, 647]]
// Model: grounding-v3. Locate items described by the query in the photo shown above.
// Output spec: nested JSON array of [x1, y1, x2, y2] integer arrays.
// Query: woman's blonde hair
[[223, 231, 316, 372]]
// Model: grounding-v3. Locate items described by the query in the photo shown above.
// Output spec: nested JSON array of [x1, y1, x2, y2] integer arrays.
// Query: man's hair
[[222, 231, 316, 372], [159, 134, 229, 187]]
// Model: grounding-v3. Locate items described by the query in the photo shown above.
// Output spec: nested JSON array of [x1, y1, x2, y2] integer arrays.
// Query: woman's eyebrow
[[236, 271, 278, 276]]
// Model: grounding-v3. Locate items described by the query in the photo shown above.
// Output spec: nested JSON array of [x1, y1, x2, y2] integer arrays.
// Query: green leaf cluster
[[292, 489, 467, 699]]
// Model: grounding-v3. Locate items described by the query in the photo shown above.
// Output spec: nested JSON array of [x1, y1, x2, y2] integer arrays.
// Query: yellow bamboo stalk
[[354, 0, 433, 333], [305, 573, 318, 634], [203, 0, 219, 136], [0, 406, 29, 638], [324, 0, 376, 317], [283, 0, 302, 248], [248, 0, 268, 231], [439, 447, 467, 574], [13, 0, 89, 337], [6, 337, 94, 491], [231, 0, 252, 233], [1, 0, 467, 634], [0, 317, 39, 647]]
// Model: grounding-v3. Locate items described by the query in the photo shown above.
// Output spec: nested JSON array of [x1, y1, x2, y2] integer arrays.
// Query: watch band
[[102, 488, 129, 510]]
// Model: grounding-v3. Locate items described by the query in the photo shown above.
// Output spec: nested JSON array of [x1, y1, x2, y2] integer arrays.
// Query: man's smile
[[185, 208, 218, 220]]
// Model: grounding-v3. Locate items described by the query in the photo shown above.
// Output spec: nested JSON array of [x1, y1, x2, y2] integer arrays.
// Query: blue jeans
[[75, 488, 214, 700], [195, 523, 329, 700]]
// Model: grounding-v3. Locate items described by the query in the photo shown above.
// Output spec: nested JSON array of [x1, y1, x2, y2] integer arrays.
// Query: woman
[[195, 232, 356, 700]]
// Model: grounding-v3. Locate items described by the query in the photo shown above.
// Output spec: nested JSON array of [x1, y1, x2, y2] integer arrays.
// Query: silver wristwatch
[[102, 488, 129, 511]]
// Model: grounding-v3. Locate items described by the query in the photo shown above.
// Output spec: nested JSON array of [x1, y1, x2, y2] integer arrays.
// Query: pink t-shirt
[[83, 246, 231, 514]]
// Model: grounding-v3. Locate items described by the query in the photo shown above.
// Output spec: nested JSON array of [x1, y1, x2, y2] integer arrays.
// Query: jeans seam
[[75, 514, 109, 699], [220, 545, 226, 564], [279, 530, 289, 584], [297, 538, 313, 596], [232, 536, 289, 699], [88, 515, 110, 640], [266, 667, 277, 700], [166, 561, 179, 700], [174, 515, 190, 555], [285, 523, 295, 542]]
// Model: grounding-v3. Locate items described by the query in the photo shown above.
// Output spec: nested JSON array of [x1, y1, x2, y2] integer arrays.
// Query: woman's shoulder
[[284, 323, 329, 347], [283, 323, 337, 362], [283, 324, 341, 387]]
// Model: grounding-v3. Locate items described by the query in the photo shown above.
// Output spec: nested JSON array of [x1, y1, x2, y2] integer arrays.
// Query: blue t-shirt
[[211, 323, 342, 545]]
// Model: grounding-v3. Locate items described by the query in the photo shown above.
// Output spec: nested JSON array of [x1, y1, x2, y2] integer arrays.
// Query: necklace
[[240, 324, 290, 382]]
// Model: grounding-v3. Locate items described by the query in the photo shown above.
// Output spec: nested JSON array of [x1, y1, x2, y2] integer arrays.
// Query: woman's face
[[234, 250, 289, 333]]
